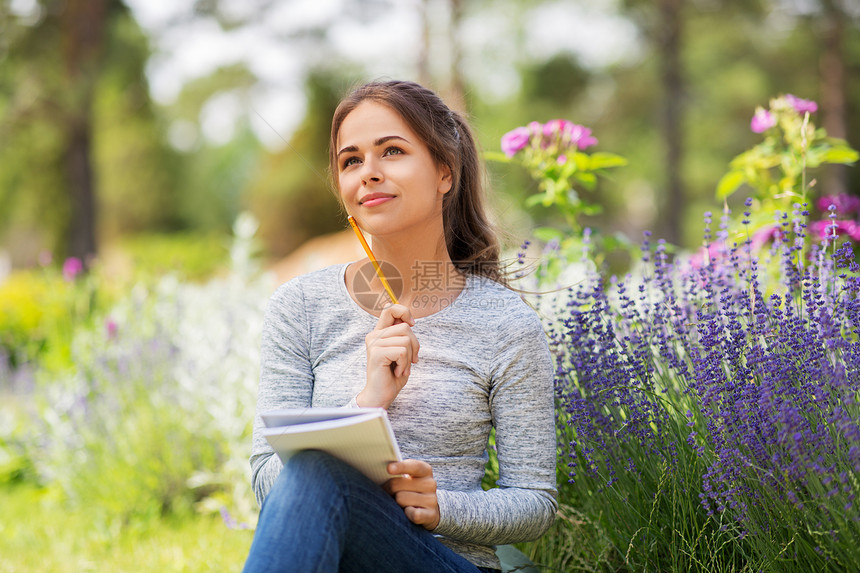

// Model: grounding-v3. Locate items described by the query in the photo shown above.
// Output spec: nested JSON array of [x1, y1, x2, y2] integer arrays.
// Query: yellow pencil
[[347, 216, 399, 305]]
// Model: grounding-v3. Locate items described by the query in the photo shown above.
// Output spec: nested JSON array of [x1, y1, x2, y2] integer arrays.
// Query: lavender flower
[[548, 205, 860, 568]]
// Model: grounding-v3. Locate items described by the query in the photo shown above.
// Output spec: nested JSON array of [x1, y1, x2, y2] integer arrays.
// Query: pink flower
[[572, 127, 598, 150], [501, 126, 531, 157], [817, 194, 860, 216], [106, 319, 118, 339], [810, 219, 860, 242], [542, 119, 574, 138], [786, 94, 818, 115], [544, 120, 598, 151], [689, 242, 725, 269], [62, 257, 83, 281], [751, 108, 776, 133], [751, 225, 784, 250]]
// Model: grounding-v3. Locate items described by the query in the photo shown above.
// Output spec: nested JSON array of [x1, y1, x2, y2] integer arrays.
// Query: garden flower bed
[[1, 95, 858, 572]]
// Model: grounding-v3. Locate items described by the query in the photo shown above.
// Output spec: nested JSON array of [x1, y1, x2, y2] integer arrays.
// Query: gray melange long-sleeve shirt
[[250, 263, 558, 569]]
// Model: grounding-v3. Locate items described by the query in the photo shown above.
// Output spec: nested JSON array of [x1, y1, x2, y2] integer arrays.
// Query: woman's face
[[335, 101, 451, 239]]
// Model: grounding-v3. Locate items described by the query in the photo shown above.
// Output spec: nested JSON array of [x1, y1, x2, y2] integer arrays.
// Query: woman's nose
[[360, 158, 383, 185]]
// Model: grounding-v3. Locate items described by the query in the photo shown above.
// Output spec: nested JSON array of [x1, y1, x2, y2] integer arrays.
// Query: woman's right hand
[[356, 304, 419, 409]]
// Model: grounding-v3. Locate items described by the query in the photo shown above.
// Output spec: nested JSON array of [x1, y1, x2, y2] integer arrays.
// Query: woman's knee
[[274, 450, 355, 495], [262, 451, 347, 514], [286, 450, 343, 479]]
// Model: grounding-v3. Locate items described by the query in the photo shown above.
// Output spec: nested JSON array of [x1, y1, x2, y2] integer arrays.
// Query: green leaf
[[821, 146, 859, 165], [580, 203, 603, 216], [576, 172, 597, 191], [573, 153, 590, 171], [559, 160, 578, 178], [483, 151, 513, 163], [716, 170, 746, 200], [587, 152, 628, 170], [533, 227, 565, 242], [524, 194, 546, 208], [603, 233, 634, 251]]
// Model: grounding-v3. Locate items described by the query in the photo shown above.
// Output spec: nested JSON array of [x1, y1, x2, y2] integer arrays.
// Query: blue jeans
[[242, 450, 500, 573]]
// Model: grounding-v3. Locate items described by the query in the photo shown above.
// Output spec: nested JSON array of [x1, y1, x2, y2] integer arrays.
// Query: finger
[[387, 477, 437, 495], [367, 343, 410, 378], [376, 304, 415, 328], [368, 325, 420, 366], [390, 459, 433, 478], [393, 491, 436, 509], [403, 506, 440, 529]]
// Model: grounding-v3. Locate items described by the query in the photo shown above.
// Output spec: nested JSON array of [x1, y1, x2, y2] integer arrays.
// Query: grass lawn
[[0, 484, 254, 572]]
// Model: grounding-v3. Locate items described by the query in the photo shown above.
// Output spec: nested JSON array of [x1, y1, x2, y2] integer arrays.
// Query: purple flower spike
[[751, 108, 776, 133], [786, 94, 818, 115], [501, 126, 531, 157]]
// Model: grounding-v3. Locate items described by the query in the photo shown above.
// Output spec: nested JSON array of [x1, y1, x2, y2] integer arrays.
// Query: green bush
[[34, 266, 272, 525], [111, 232, 232, 282], [0, 268, 92, 371]]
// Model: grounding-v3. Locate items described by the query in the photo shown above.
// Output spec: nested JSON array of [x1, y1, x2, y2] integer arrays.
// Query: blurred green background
[[2, 0, 858, 272], [1, 1, 859, 570]]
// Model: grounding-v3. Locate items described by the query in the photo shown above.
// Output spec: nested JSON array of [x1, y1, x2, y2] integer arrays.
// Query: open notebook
[[261, 408, 402, 485]]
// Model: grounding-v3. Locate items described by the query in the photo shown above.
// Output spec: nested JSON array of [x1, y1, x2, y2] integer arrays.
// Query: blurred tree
[[164, 63, 261, 232], [523, 53, 589, 111], [724, 0, 860, 200], [243, 70, 352, 260], [417, 0, 432, 87], [60, 0, 108, 264], [144, 0, 388, 258], [620, 0, 770, 244], [619, 0, 689, 245], [0, 0, 179, 266], [812, 0, 853, 195], [447, 0, 466, 112]]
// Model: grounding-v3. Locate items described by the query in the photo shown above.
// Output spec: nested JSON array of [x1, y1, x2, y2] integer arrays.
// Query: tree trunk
[[59, 0, 108, 264], [819, 0, 848, 197], [65, 118, 98, 264], [657, 0, 685, 246], [446, 0, 466, 113], [417, 0, 432, 87]]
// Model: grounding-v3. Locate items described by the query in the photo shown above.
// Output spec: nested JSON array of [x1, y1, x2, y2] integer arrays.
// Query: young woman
[[243, 80, 557, 573]]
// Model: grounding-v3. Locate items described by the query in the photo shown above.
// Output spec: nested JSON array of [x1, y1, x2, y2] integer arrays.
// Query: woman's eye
[[342, 157, 360, 169], [383, 147, 404, 157]]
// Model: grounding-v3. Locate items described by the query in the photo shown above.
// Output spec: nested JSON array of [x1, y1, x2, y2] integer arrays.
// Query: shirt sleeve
[[432, 305, 558, 545], [250, 280, 314, 507]]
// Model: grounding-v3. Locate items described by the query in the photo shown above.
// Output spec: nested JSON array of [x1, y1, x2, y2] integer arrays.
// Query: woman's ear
[[438, 165, 453, 195]]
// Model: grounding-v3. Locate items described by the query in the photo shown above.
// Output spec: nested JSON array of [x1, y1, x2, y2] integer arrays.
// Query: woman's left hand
[[384, 459, 440, 530]]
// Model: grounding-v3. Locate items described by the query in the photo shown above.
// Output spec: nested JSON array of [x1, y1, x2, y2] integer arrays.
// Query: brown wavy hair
[[329, 80, 503, 283]]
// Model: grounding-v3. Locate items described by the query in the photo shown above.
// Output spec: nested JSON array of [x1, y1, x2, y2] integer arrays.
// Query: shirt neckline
[[337, 262, 473, 324]]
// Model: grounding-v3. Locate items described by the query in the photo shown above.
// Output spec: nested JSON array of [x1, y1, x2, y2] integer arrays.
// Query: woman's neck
[[369, 235, 463, 318]]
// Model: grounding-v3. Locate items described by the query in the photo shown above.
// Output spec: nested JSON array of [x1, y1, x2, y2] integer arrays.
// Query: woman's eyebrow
[[374, 135, 409, 147], [337, 135, 410, 157], [336, 144, 358, 157]]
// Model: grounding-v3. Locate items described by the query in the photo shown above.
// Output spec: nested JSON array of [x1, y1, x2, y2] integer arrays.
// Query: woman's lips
[[360, 196, 395, 207]]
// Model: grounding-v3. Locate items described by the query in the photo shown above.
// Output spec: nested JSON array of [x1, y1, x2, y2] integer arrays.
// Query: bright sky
[[123, 0, 640, 149]]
